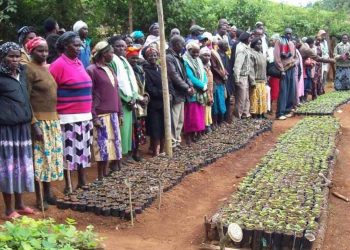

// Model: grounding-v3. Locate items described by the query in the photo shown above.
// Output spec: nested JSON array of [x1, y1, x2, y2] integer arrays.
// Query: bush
[[0, 216, 102, 250]]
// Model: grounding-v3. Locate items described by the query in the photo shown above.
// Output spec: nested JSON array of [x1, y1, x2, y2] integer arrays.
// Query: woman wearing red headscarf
[[26, 37, 64, 210]]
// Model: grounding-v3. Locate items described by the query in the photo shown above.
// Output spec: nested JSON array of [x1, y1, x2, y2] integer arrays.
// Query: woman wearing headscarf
[[126, 47, 149, 160], [0, 42, 35, 219], [108, 36, 143, 163], [183, 41, 208, 144], [87, 41, 123, 181], [17, 26, 37, 64], [249, 37, 268, 118], [267, 34, 281, 109], [144, 23, 160, 49], [49, 31, 93, 193], [73, 20, 91, 69], [26, 37, 63, 210], [130, 31, 145, 49], [143, 46, 166, 156], [199, 47, 214, 132]]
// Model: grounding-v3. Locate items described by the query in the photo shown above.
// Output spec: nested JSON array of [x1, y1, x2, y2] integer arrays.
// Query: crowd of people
[[0, 16, 349, 219]]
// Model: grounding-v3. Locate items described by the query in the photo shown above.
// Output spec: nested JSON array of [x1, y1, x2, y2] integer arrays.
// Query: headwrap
[[170, 28, 180, 37], [73, 20, 88, 33], [17, 26, 36, 46], [149, 23, 159, 32], [239, 32, 251, 42], [250, 37, 262, 48], [186, 41, 200, 51], [0, 42, 21, 75], [92, 40, 111, 59], [144, 46, 159, 59], [126, 46, 141, 58], [285, 28, 293, 34], [25, 36, 47, 54], [271, 33, 280, 41], [56, 31, 79, 53], [199, 46, 211, 56], [130, 31, 145, 40]]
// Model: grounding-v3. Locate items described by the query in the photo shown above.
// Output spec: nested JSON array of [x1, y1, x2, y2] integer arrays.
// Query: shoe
[[17, 207, 36, 215], [4, 211, 21, 220], [285, 113, 293, 118], [277, 115, 287, 120]]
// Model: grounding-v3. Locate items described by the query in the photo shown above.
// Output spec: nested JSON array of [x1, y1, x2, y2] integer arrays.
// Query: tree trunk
[[155, 0, 173, 158], [128, 0, 133, 34]]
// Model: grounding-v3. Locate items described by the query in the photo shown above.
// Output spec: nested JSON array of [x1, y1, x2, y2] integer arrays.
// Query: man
[[228, 25, 238, 47], [234, 32, 252, 119], [166, 35, 194, 148], [255, 21, 268, 57], [44, 17, 60, 63], [186, 24, 205, 43], [318, 30, 330, 88], [73, 20, 91, 68], [274, 28, 296, 120]]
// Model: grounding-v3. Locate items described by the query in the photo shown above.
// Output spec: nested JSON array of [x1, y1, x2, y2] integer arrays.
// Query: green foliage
[[296, 91, 350, 115], [221, 116, 340, 235], [0, 0, 349, 42], [0, 216, 102, 250]]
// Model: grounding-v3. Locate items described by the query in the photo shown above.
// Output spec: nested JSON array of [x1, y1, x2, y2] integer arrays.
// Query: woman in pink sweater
[[49, 32, 93, 193]]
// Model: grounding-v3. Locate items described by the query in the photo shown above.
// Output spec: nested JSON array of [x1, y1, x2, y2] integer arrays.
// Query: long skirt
[[93, 113, 122, 162], [269, 77, 280, 101], [120, 105, 133, 155], [250, 82, 268, 115], [184, 102, 205, 133], [134, 117, 147, 147], [33, 120, 64, 182], [61, 120, 93, 171], [335, 66, 350, 91], [146, 107, 165, 140], [0, 123, 34, 194], [213, 84, 227, 115]]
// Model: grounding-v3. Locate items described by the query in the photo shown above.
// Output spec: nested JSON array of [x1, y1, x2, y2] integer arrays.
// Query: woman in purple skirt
[[0, 42, 35, 219]]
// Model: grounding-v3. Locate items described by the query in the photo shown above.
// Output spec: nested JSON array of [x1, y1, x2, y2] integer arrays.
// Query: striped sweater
[[49, 54, 92, 114]]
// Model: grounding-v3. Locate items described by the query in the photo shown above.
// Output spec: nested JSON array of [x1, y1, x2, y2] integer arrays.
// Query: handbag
[[267, 62, 281, 78]]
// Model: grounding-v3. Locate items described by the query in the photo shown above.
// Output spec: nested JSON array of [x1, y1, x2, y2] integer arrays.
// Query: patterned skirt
[[335, 67, 350, 91], [33, 120, 64, 182], [0, 123, 34, 194], [250, 82, 268, 115], [93, 113, 122, 162], [61, 120, 93, 171]]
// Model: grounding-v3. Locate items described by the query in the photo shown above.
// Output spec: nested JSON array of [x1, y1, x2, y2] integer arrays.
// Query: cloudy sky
[[272, 0, 319, 6]]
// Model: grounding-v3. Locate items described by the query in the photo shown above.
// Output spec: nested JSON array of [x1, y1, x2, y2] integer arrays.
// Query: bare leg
[[14, 193, 25, 210], [97, 161, 107, 181], [77, 166, 86, 188], [2, 193, 13, 215], [152, 138, 160, 156], [160, 138, 165, 154]]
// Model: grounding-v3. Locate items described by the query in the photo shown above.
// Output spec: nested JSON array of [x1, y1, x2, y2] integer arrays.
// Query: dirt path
[[96, 117, 300, 250], [323, 104, 350, 250]]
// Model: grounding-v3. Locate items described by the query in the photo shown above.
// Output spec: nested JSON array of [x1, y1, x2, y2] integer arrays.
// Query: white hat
[[73, 20, 88, 33]]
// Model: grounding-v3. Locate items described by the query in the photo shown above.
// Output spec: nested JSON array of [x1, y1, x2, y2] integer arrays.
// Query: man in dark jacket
[[166, 35, 194, 148]]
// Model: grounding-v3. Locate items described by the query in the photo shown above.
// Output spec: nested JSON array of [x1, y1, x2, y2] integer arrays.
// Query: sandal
[[4, 211, 21, 220], [17, 207, 36, 215]]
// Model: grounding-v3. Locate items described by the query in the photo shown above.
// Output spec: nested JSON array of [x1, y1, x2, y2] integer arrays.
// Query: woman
[[334, 34, 350, 91], [0, 42, 35, 219], [144, 23, 160, 49], [294, 38, 304, 105], [87, 41, 123, 181], [17, 26, 37, 64], [144, 47, 165, 156], [267, 35, 280, 109], [249, 38, 268, 118], [183, 41, 208, 143], [26, 37, 63, 210], [126, 47, 149, 160], [108, 36, 142, 164], [199, 46, 214, 132], [49, 32, 93, 193]]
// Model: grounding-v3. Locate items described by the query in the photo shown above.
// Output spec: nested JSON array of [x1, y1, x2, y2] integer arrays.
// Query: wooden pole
[[155, 0, 173, 157], [128, 0, 133, 34]]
